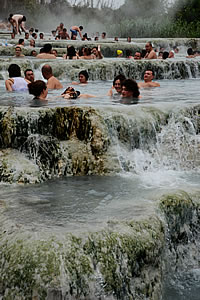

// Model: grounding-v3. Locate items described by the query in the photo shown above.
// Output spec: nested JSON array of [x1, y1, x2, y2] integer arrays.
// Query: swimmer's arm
[[107, 88, 113, 96], [5, 79, 14, 91], [78, 29, 83, 39], [71, 81, 79, 85], [79, 94, 97, 98]]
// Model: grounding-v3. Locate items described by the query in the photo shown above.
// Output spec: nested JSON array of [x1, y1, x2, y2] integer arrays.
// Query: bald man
[[41, 64, 63, 89]]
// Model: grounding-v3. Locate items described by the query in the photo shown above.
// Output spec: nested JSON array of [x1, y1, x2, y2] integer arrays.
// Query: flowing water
[[0, 37, 200, 299]]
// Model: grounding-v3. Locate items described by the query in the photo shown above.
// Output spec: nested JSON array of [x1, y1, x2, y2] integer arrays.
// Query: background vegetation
[[1, 0, 200, 38]]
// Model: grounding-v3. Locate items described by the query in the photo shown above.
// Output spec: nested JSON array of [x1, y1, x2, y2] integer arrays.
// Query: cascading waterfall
[[0, 36, 200, 299]]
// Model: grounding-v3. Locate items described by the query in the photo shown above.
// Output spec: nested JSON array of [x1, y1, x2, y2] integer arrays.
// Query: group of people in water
[[5, 60, 160, 104]]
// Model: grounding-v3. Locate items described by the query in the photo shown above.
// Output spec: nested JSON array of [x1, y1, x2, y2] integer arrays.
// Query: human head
[[113, 74, 126, 94], [25, 32, 29, 39], [163, 51, 169, 60], [28, 80, 47, 98], [117, 50, 123, 57], [187, 48, 194, 56], [114, 37, 119, 41], [121, 79, 140, 98], [61, 87, 80, 99], [67, 46, 76, 59], [143, 69, 155, 82], [30, 50, 37, 57], [91, 47, 98, 56], [11, 32, 15, 39], [24, 69, 35, 83], [127, 36, 131, 43], [94, 36, 99, 41], [79, 70, 89, 83], [29, 28, 34, 35], [173, 46, 179, 53], [21, 16, 26, 22], [42, 64, 53, 79], [71, 34, 76, 40], [18, 38, 24, 46], [15, 46, 23, 57], [43, 43, 52, 53], [101, 32, 106, 39], [145, 42, 153, 53], [134, 51, 141, 60], [39, 32, 44, 39], [32, 32, 37, 39], [79, 26, 83, 31], [126, 49, 132, 58], [8, 64, 21, 77], [29, 39, 35, 47], [52, 49, 58, 57], [51, 30, 56, 37]]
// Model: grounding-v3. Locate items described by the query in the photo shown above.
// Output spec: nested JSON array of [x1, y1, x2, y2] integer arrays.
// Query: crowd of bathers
[[4, 58, 161, 106]]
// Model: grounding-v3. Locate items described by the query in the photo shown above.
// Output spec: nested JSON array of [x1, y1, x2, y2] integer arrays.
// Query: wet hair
[[18, 38, 24, 45], [8, 14, 13, 22], [78, 47, 85, 56], [22, 16, 26, 22], [122, 79, 140, 98], [163, 51, 169, 60], [141, 49, 147, 58], [8, 64, 21, 77], [43, 43, 52, 53], [79, 70, 89, 81], [79, 26, 83, 30], [126, 49, 132, 57], [28, 80, 46, 97], [83, 47, 92, 56], [187, 48, 194, 56], [67, 45, 76, 59], [32, 32, 37, 39], [113, 74, 126, 86]]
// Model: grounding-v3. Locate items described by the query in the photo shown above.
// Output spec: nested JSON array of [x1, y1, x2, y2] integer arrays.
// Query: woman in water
[[72, 70, 89, 85], [5, 64, 28, 92], [120, 79, 140, 104], [63, 45, 79, 60], [107, 74, 126, 98], [28, 80, 48, 100]]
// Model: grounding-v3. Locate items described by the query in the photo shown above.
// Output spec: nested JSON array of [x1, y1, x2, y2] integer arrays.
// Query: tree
[[171, 0, 200, 23], [119, 0, 167, 19]]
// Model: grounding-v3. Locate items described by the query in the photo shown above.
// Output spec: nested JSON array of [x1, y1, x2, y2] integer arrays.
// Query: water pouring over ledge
[[0, 39, 200, 299]]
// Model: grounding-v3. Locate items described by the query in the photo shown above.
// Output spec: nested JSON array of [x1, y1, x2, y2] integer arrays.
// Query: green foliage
[[108, 17, 200, 38]]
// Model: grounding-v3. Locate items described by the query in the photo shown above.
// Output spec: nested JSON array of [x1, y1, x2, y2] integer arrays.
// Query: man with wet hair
[[36, 44, 56, 59], [24, 69, 35, 83], [70, 25, 83, 39], [41, 64, 63, 89], [138, 69, 160, 88], [144, 42, 157, 59]]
